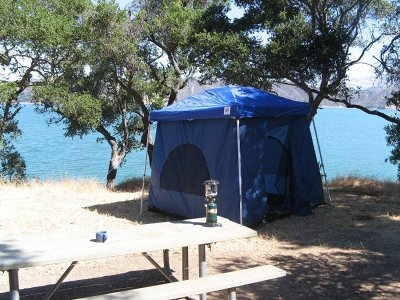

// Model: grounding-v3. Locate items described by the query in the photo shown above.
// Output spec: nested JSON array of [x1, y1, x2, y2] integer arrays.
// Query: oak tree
[[0, 0, 90, 181], [379, 1, 400, 179]]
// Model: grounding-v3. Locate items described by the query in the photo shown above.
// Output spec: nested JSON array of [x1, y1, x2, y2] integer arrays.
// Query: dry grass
[[114, 177, 150, 193], [0, 176, 149, 193], [0, 177, 106, 192], [330, 175, 400, 198], [0, 176, 399, 299], [0, 178, 144, 240]]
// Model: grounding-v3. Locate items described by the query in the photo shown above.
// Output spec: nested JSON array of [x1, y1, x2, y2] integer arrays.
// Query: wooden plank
[[78, 265, 286, 300], [0, 217, 257, 270]]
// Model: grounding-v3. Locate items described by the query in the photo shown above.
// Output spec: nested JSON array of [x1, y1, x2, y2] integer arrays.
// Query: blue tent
[[148, 86, 324, 226]]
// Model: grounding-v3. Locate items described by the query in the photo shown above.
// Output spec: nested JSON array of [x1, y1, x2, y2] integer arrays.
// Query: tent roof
[[150, 86, 311, 122]]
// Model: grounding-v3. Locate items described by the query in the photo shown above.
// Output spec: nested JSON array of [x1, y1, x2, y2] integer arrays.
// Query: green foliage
[[217, 0, 392, 111], [194, 30, 272, 89], [0, 87, 21, 139], [29, 1, 171, 185], [33, 1, 143, 141], [0, 0, 91, 181], [0, 118, 26, 182], [378, 2, 400, 179], [379, 1, 400, 80], [0, 0, 89, 47], [0, 143, 26, 182], [137, 0, 203, 96], [34, 86, 102, 137], [144, 0, 201, 50], [160, 1, 273, 89], [385, 91, 400, 180], [0, 83, 26, 181], [1, 0, 397, 184]]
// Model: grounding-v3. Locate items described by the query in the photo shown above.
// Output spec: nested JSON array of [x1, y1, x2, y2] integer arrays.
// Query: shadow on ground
[[85, 198, 175, 224], [210, 191, 400, 299], [0, 269, 165, 300], [83, 190, 400, 299], [212, 250, 399, 300]]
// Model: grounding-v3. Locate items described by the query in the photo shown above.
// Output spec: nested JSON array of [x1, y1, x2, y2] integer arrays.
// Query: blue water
[[15, 104, 150, 183], [14, 104, 398, 183], [312, 108, 398, 181]]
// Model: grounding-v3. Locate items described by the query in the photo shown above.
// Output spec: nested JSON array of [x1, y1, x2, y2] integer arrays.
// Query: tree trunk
[[105, 144, 119, 189], [105, 143, 125, 190], [97, 125, 126, 190], [168, 88, 178, 106], [106, 161, 118, 189], [147, 142, 154, 166], [141, 129, 154, 165]]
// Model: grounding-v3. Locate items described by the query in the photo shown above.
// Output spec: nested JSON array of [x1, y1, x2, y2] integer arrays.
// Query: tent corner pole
[[236, 118, 243, 225], [312, 118, 333, 207]]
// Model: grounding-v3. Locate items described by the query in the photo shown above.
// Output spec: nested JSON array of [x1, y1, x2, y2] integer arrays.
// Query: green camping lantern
[[204, 179, 220, 227]]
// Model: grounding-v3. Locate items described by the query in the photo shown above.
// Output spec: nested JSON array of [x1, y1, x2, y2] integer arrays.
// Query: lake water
[[15, 104, 149, 184], [14, 104, 398, 184], [312, 107, 398, 181]]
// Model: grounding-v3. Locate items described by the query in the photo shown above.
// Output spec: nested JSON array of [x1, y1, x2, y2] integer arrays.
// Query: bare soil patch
[[0, 177, 399, 299]]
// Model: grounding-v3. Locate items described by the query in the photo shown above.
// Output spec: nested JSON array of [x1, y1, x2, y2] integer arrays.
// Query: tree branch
[[326, 96, 400, 125], [149, 35, 182, 76], [346, 33, 385, 68], [96, 124, 118, 147], [119, 98, 129, 160]]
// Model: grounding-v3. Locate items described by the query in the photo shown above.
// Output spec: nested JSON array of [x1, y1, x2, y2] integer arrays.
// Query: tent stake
[[236, 118, 243, 224], [312, 118, 333, 206], [140, 123, 151, 218]]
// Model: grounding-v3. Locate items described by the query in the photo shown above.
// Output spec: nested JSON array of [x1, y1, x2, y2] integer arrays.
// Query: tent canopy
[[150, 86, 311, 122], [148, 86, 324, 226]]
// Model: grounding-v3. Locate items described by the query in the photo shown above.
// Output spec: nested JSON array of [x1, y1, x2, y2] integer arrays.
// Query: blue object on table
[[96, 231, 108, 243]]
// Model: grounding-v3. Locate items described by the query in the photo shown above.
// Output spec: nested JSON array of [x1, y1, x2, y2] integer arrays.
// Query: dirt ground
[[0, 178, 399, 299]]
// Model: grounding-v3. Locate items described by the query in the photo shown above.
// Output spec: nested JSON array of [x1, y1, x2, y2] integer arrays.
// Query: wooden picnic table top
[[0, 217, 257, 271]]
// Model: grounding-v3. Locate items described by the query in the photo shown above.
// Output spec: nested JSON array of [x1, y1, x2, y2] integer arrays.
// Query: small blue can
[[96, 231, 108, 243]]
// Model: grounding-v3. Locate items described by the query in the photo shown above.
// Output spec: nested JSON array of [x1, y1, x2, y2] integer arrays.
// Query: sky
[[347, 45, 382, 88], [115, 0, 379, 88], [116, 0, 130, 9], [0, 1, 378, 89]]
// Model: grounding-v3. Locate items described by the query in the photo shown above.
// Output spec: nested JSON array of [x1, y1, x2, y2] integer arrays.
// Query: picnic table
[[0, 217, 259, 300]]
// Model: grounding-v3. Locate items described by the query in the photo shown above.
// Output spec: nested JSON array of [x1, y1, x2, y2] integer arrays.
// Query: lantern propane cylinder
[[203, 179, 220, 227]]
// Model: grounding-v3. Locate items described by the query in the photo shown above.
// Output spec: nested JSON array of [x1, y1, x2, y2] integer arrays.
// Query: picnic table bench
[[0, 217, 285, 299], [79, 265, 286, 300]]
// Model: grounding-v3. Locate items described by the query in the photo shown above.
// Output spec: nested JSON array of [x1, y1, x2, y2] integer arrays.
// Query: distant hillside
[[271, 84, 395, 109], [352, 87, 395, 108], [17, 87, 33, 103], [179, 81, 396, 109], [177, 81, 220, 99], [20, 80, 395, 109]]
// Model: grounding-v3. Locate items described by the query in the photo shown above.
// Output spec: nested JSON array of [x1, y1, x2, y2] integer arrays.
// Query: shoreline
[[20, 101, 395, 110]]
